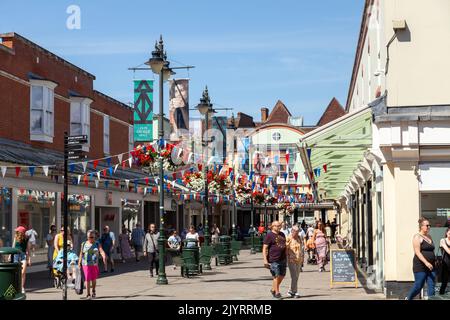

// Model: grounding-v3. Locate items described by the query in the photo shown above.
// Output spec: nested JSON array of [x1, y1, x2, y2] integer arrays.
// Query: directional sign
[[68, 150, 84, 156], [68, 155, 87, 160], [67, 140, 87, 145], [67, 135, 88, 141], [67, 146, 83, 151]]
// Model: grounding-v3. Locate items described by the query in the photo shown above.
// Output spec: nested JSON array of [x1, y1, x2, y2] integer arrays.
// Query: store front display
[[69, 194, 91, 251], [17, 189, 56, 257]]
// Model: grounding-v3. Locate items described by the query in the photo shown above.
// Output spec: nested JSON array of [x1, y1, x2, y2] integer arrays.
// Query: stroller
[[52, 243, 81, 292]]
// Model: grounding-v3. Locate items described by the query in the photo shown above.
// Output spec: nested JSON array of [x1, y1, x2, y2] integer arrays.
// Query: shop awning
[[298, 107, 372, 200]]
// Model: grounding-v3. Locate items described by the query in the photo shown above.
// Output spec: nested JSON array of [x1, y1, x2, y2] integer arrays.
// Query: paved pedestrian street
[[26, 249, 385, 300]]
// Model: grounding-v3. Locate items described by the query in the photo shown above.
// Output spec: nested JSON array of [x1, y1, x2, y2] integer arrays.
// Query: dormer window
[[30, 79, 57, 143]]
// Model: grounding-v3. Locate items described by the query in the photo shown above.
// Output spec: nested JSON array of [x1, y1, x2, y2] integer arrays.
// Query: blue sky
[[1, 1, 364, 125]]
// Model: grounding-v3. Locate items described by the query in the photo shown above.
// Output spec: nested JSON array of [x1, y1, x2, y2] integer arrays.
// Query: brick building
[[0, 33, 180, 258]]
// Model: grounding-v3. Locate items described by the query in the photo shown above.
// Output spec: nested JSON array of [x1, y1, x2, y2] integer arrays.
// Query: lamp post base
[[203, 262, 212, 270], [156, 275, 168, 285], [250, 233, 256, 254]]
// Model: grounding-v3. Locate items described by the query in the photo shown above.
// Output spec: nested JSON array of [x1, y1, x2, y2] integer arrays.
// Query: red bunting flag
[[293, 172, 298, 181], [172, 172, 177, 180], [198, 164, 203, 172], [102, 169, 107, 177], [115, 180, 120, 187], [228, 167, 233, 176], [285, 149, 290, 164], [145, 177, 149, 185], [323, 164, 328, 173], [15, 167, 21, 177], [93, 160, 99, 169], [122, 161, 126, 169], [84, 175, 88, 186]]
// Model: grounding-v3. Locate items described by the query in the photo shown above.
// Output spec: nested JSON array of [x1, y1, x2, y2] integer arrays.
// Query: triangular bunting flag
[[29, 167, 35, 177], [114, 164, 119, 173], [293, 172, 298, 181], [122, 161, 126, 169], [114, 180, 120, 187], [15, 167, 21, 177], [1, 166, 6, 178], [106, 157, 111, 167], [93, 160, 99, 169], [118, 154, 123, 164], [102, 169, 107, 177], [97, 171, 101, 180], [82, 161, 88, 173], [95, 180, 99, 188], [125, 180, 130, 189], [43, 166, 49, 177], [145, 177, 149, 185], [306, 148, 312, 160], [77, 175, 81, 185], [323, 164, 328, 173], [128, 157, 133, 168], [108, 167, 113, 176]]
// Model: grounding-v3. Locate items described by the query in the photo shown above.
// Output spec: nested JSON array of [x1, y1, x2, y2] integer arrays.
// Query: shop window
[[103, 115, 110, 155], [30, 80, 56, 143], [69, 194, 91, 250], [17, 190, 56, 253], [0, 187, 12, 247], [421, 193, 450, 253], [70, 97, 92, 152], [128, 126, 134, 151]]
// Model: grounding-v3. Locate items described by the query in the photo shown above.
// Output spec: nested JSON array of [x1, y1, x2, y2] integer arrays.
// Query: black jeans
[[148, 252, 159, 275], [440, 261, 449, 294]]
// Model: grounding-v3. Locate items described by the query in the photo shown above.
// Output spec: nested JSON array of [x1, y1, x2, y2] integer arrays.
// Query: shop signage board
[[330, 249, 358, 288]]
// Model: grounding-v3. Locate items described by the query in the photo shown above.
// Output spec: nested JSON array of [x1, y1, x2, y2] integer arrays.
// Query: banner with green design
[[133, 80, 154, 141]]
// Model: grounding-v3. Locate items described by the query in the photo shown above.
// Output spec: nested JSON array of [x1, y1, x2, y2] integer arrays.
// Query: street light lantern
[[146, 38, 165, 74], [196, 86, 214, 115], [162, 61, 173, 82]]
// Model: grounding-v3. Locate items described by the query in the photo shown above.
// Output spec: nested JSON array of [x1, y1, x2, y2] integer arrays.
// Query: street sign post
[[62, 133, 88, 300]]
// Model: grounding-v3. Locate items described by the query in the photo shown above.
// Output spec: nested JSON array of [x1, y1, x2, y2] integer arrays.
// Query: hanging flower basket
[[275, 202, 295, 216], [133, 143, 184, 173], [235, 183, 252, 204]]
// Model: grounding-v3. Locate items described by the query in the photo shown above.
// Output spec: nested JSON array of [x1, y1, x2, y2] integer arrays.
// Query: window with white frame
[[70, 97, 92, 151], [128, 126, 134, 151], [103, 115, 110, 154], [30, 80, 56, 142]]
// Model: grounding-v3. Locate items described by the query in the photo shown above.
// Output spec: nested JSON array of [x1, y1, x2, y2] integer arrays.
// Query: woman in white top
[[211, 224, 220, 244], [185, 225, 199, 248]]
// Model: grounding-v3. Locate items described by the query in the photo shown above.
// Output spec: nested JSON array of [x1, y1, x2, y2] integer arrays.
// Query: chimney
[[261, 107, 269, 122]]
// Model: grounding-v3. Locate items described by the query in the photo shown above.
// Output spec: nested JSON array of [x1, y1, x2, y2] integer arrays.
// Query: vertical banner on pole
[[133, 80, 154, 142], [168, 79, 189, 141]]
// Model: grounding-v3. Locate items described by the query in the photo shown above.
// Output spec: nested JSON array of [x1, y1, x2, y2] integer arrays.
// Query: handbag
[[149, 234, 159, 259]]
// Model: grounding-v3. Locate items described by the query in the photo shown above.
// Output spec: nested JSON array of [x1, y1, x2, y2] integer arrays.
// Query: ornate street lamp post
[[145, 35, 174, 285], [196, 87, 216, 252]]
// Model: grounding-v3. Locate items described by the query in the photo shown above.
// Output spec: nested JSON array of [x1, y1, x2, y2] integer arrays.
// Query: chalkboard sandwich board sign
[[330, 249, 358, 288]]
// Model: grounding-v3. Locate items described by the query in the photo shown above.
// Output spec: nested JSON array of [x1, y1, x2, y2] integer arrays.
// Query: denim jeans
[[407, 271, 436, 300]]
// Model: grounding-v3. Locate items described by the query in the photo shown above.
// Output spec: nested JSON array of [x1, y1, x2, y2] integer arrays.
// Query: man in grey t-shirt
[[143, 223, 160, 277]]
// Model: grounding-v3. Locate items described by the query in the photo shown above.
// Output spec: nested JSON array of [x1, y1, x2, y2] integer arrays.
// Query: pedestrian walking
[[325, 223, 332, 243], [99, 225, 115, 273], [25, 227, 38, 257], [406, 217, 436, 300], [313, 221, 328, 272], [262, 221, 287, 299], [119, 227, 132, 263], [286, 225, 304, 298], [168, 230, 182, 269], [78, 230, 106, 299], [53, 226, 73, 263], [211, 224, 220, 244], [131, 223, 145, 262], [439, 227, 450, 295], [46, 225, 57, 270], [143, 223, 159, 277], [12, 226, 31, 293], [185, 225, 200, 248], [281, 222, 290, 237]]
